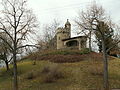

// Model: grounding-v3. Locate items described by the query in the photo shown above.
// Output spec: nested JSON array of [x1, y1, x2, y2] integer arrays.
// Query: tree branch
[[17, 44, 39, 50], [0, 36, 13, 51]]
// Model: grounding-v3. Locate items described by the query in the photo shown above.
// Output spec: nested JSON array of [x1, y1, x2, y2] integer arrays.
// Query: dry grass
[[88, 60, 103, 76], [0, 52, 120, 90]]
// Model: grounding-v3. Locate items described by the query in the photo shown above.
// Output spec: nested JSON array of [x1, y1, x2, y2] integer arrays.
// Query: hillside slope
[[0, 51, 120, 90]]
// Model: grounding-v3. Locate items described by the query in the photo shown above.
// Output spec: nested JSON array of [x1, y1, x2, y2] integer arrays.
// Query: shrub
[[24, 70, 41, 80], [79, 48, 90, 54], [41, 66, 50, 73], [24, 71, 34, 80], [42, 64, 63, 83], [49, 65, 63, 79], [40, 49, 90, 56]]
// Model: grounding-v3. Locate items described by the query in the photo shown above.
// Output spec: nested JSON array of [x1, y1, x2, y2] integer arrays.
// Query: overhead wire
[[38, 2, 91, 14]]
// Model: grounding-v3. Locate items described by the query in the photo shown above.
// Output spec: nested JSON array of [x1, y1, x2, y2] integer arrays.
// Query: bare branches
[[0, 0, 38, 90], [0, 21, 14, 42], [17, 44, 39, 49], [40, 19, 60, 49], [75, 2, 109, 52], [0, 35, 13, 51], [16, 9, 24, 28]]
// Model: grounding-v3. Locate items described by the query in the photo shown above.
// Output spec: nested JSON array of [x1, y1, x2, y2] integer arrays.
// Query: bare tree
[[75, 2, 106, 51], [0, 0, 38, 90], [75, 2, 120, 89], [41, 19, 60, 49], [0, 34, 12, 71]]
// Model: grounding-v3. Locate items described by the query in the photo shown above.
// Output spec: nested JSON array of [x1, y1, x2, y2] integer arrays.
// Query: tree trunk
[[13, 52, 18, 90], [102, 39, 109, 90], [5, 61, 9, 71], [89, 31, 92, 52], [4, 53, 10, 71]]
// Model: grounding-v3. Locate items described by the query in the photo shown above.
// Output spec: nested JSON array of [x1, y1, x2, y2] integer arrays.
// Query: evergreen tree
[[95, 22, 114, 54]]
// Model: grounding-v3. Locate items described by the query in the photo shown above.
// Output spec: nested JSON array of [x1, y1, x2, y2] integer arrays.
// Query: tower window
[[59, 37, 60, 40]]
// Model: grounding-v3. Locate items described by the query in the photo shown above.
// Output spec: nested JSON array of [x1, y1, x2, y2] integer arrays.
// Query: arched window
[[66, 40, 78, 47]]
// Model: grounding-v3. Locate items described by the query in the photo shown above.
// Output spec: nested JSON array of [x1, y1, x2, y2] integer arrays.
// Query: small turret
[[65, 19, 71, 28], [65, 19, 71, 37]]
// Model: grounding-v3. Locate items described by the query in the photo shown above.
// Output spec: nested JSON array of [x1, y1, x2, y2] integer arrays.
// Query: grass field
[[0, 51, 120, 90]]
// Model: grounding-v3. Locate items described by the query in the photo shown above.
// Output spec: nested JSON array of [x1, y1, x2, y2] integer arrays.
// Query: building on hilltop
[[56, 19, 87, 50]]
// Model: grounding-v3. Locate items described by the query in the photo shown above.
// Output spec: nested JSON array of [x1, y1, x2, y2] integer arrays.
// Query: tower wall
[[56, 28, 69, 49], [56, 19, 71, 49]]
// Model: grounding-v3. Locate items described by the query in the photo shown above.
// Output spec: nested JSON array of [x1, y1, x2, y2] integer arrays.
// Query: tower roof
[[65, 19, 71, 25]]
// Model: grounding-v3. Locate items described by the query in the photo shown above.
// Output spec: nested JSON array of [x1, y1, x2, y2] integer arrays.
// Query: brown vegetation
[[28, 49, 114, 63], [42, 64, 63, 83]]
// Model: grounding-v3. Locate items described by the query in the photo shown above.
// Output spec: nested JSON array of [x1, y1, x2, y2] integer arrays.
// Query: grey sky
[[27, 0, 120, 25], [0, 0, 119, 36]]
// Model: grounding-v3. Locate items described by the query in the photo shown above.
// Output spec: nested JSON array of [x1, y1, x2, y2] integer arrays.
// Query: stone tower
[[56, 19, 71, 49], [65, 19, 71, 37]]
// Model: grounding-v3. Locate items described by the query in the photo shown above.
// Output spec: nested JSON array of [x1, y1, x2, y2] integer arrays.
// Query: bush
[[24, 70, 41, 80], [79, 48, 90, 54], [40, 49, 90, 56], [24, 71, 34, 80], [42, 64, 63, 83], [41, 66, 50, 73]]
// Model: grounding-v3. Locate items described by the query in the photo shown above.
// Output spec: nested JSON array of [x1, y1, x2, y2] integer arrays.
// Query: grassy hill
[[0, 50, 120, 90]]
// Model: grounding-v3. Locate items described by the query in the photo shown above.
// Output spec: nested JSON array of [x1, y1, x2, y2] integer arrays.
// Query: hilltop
[[28, 49, 113, 63]]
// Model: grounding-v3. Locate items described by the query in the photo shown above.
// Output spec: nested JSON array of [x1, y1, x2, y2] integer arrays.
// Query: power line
[[39, 2, 91, 13]]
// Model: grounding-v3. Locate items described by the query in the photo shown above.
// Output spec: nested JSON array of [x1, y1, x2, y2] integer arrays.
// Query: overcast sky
[[0, 0, 119, 36], [27, 0, 120, 25]]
